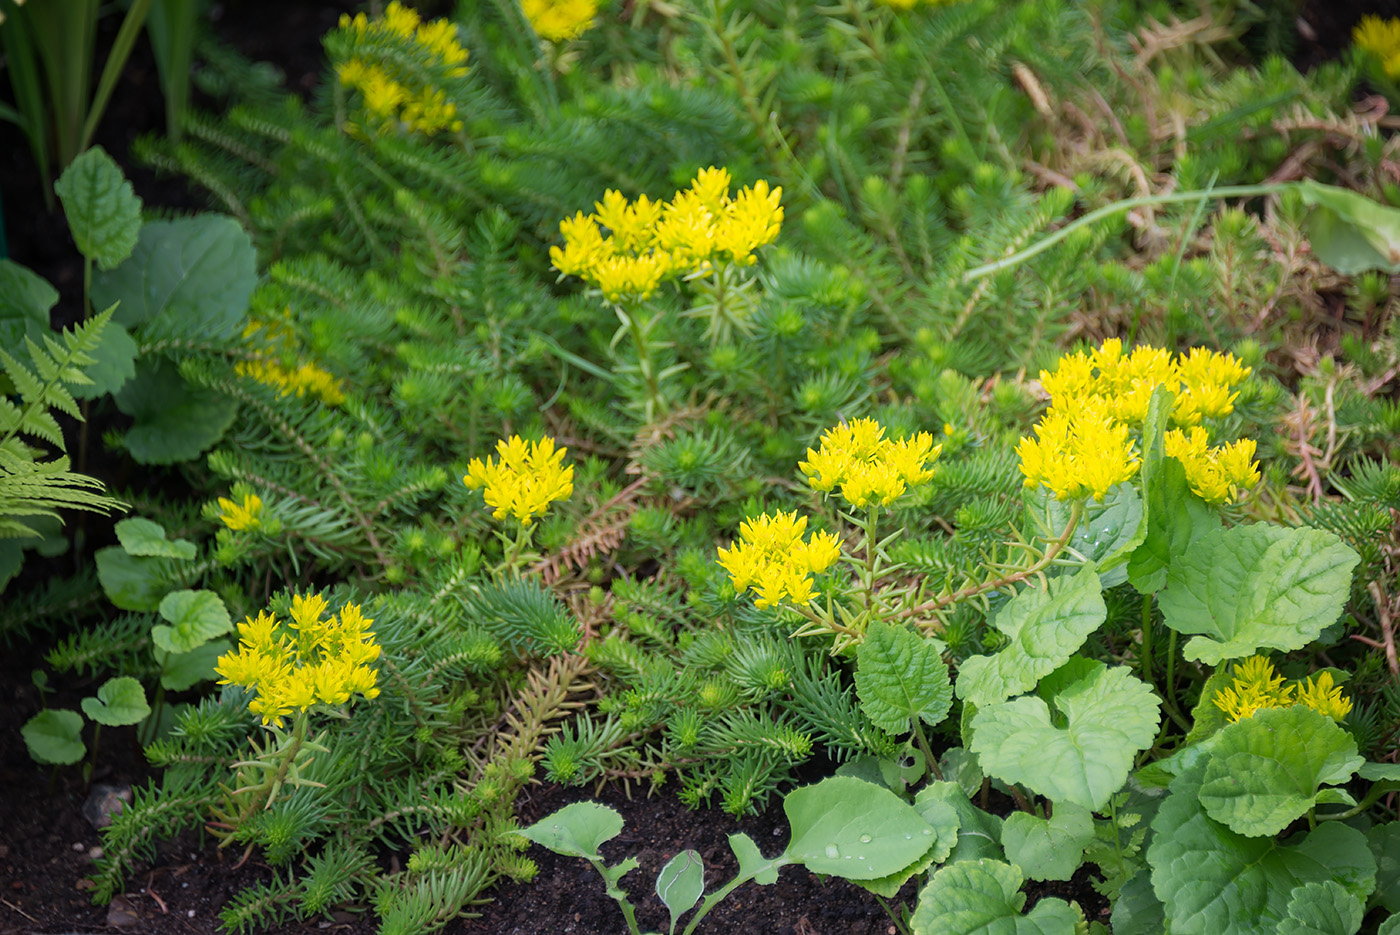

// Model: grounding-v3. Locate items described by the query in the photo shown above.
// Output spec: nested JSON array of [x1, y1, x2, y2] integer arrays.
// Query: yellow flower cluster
[[215, 594, 381, 727], [463, 435, 574, 526], [336, 2, 469, 138], [522, 0, 598, 41], [217, 493, 263, 532], [716, 511, 842, 609], [550, 167, 784, 302], [236, 313, 346, 406], [1354, 15, 1400, 79], [799, 418, 941, 509], [1212, 655, 1353, 724], [1162, 427, 1261, 504], [1019, 340, 1259, 503]]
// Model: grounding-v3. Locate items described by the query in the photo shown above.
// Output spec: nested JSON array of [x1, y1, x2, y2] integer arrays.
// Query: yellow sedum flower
[[216, 594, 381, 728], [337, 2, 469, 138], [1023, 340, 1259, 503], [1354, 15, 1400, 79], [716, 510, 842, 609], [217, 493, 263, 532], [1016, 397, 1139, 501], [549, 167, 784, 302], [521, 0, 598, 42], [799, 418, 941, 509], [1162, 428, 1261, 504], [237, 311, 346, 406], [464, 435, 574, 526], [1212, 656, 1353, 724]]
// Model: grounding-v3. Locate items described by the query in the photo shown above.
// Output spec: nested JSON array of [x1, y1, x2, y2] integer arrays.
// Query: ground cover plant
[[3, 0, 1400, 933]]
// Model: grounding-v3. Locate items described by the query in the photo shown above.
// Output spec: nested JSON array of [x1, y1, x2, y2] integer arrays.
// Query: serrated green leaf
[[856, 620, 952, 733], [1358, 763, 1400, 781], [941, 747, 984, 800], [1148, 757, 1376, 935], [956, 565, 1107, 708], [517, 802, 623, 859], [656, 850, 704, 928], [728, 833, 782, 886], [53, 146, 142, 271], [158, 639, 231, 691], [1277, 881, 1364, 935], [80, 676, 150, 727], [911, 859, 1079, 935], [1380, 915, 1400, 935], [1111, 869, 1167, 935], [95, 545, 168, 611], [1044, 480, 1142, 586], [1198, 706, 1362, 837], [153, 589, 232, 653], [92, 215, 254, 339], [784, 776, 937, 879], [1159, 525, 1360, 665], [115, 517, 196, 560], [1002, 802, 1094, 882], [69, 316, 136, 399], [916, 781, 1004, 864], [114, 357, 237, 464], [971, 661, 1160, 811], [21, 709, 85, 764]]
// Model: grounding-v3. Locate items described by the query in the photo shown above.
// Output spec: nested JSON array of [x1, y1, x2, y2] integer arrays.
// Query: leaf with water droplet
[[784, 776, 936, 880]]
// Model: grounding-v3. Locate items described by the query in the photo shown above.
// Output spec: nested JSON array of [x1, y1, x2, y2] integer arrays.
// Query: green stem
[[1139, 593, 1153, 685], [1317, 780, 1400, 822], [682, 860, 793, 935], [911, 719, 943, 781], [620, 303, 664, 420], [962, 183, 1291, 283], [873, 894, 912, 935], [591, 858, 641, 935]]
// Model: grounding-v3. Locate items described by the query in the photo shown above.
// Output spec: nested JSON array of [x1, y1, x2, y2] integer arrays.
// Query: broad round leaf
[[1148, 758, 1376, 935], [1368, 823, 1400, 913], [911, 859, 1079, 935], [1002, 803, 1094, 882], [1298, 180, 1400, 275], [115, 517, 196, 560], [1277, 881, 1364, 935], [92, 215, 255, 338], [21, 709, 85, 765], [784, 776, 938, 879], [114, 357, 238, 465], [154, 589, 233, 653], [95, 545, 167, 611], [856, 794, 962, 898], [69, 316, 136, 399], [1199, 706, 1362, 838], [856, 621, 952, 733], [956, 565, 1106, 708], [0, 260, 58, 351], [916, 781, 1004, 864], [159, 639, 232, 691], [518, 802, 623, 860], [81, 676, 151, 727], [1158, 524, 1360, 665], [971, 661, 1160, 811], [53, 146, 142, 271]]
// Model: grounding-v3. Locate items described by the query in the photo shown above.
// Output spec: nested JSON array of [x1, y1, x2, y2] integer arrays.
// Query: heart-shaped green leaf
[[971, 661, 1160, 810], [81, 676, 151, 727], [153, 589, 233, 653], [1002, 802, 1094, 882], [21, 709, 85, 765]]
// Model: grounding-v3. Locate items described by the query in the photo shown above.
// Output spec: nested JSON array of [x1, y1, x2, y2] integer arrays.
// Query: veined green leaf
[[1198, 706, 1362, 838], [1126, 455, 1221, 595], [916, 781, 1004, 864], [54, 146, 142, 271], [955, 565, 1106, 708], [784, 776, 937, 879], [971, 660, 1160, 811], [1158, 524, 1360, 665], [81, 676, 150, 727], [856, 620, 952, 733], [114, 357, 238, 465], [21, 709, 85, 765], [152, 589, 233, 654], [1277, 881, 1364, 935], [1002, 802, 1094, 882], [1148, 757, 1376, 935], [911, 859, 1079, 935]]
